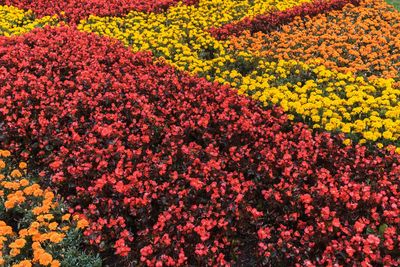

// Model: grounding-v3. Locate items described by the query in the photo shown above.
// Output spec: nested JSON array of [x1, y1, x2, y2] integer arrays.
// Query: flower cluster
[[209, 0, 361, 40], [0, 27, 399, 266], [0, 150, 98, 266], [77, 0, 310, 74], [77, 0, 400, 150], [1, 0, 200, 23], [0, 5, 57, 36], [228, 0, 400, 81]]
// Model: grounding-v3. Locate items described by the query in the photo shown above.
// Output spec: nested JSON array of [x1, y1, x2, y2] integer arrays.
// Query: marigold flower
[[62, 214, 71, 221], [18, 162, 27, 169], [9, 238, 26, 249], [12, 259, 32, 267], [10, 248, 20, 256], [1, 150, 11, 157], [0, 160, 5, 169], [39, 252, 53, 265], [77, 219, 89, 229], [48, 222, 58, 230], [19, 179, 29, 187], [10, 169, 23, 178]]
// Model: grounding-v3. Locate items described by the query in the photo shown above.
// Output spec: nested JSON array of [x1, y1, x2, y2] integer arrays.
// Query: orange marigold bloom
[[49, 232, 64, 243], [38, 252, 53, 265], [32, 241, 42, 250], [77, 219, 89, 229], [43, 214, 54, 221], [4, 200, 15, 209], [18, 228, 28, 237], [10, 248, 20, 256], [18, 162, 27, 169], [51, 260, 61, 267], [1, 150, 11, 157], [9, 238, 26, 249], [62, 214, 71, 221], [48, 222, 58, 230], [0, 160, 5, 169], [19, 179, 29, 187], [10, 169, 23, 178], [12, 259, 32, 267]]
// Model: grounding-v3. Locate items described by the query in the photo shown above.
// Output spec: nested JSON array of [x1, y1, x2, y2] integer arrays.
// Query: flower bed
[[0, 26, 399, 266]]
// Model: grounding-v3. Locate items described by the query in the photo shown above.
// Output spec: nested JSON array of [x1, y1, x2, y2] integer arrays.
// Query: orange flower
[[4, 200, 15, 209], [38, 252, 53, 265], [51, 260, 61, 267], [12, 260, 32, 267], [10, 169, 22, 178], [10, 248, 20, 257], [77, 218, 89, 229], [18, 162, 27, 169], [49, 232, 64, 243], [0, 160, 5, 169], [62, 214, 71, 221], [9, 238, 26, 249], [48, 222, 58, 230], [1, 150, 11, 157], [19, 179, 30, 187]]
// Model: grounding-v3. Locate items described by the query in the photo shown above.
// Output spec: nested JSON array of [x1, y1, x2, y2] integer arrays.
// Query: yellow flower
[[343, 139, 352, 146]]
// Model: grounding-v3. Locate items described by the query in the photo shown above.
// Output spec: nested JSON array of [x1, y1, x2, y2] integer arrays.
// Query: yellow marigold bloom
[[0, 160, 5, 169], [10, 169, 23, 178], [343, 139, 352, 146], [77, 218, 89, 229], [39, 252, 53, 265], [18, 162, 27, 169], [9, 238, 26, 249]]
